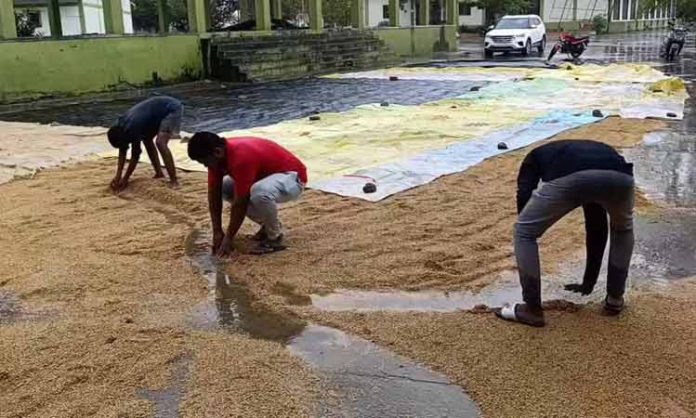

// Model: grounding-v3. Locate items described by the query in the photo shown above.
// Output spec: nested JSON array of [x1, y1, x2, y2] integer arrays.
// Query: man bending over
[[187, 132, 307, 256], [496, 140, 635, 327], [107, 96, 183, 191]]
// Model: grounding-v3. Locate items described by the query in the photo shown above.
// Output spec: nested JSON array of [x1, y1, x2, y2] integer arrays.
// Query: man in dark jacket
[[496, 140, 635, 327]]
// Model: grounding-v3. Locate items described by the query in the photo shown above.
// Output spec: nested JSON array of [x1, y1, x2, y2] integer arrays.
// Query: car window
[[536, 18, 542, 25], [495, 18, 532, 29]]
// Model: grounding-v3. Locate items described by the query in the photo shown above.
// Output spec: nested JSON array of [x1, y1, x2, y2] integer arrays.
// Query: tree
[[210, 0, 238, 29], [463, 0, 531, 25], [130, 0, 190, 33], [14, 10, 40, 37], [639, 0, 695, 21]]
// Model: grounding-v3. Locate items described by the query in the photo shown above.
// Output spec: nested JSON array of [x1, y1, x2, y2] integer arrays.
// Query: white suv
[[484, 15, 546, 58]]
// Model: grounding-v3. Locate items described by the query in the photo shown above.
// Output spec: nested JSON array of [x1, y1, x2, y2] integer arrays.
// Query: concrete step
[[208, 30, 398, 83], [216, 38, 384, 55], [221, 44, 384, 62]]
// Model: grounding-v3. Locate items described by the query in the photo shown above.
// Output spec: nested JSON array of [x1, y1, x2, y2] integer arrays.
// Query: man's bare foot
[[153, 173, 165, 179], [168, 180, 180, 189], [494, 303, 545, 327]]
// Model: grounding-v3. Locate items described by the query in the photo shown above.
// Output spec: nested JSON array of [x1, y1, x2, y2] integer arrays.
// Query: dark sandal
[[603, 296, 624, 316], [249, 236, 286, 255], [248, 227, 267, 242]]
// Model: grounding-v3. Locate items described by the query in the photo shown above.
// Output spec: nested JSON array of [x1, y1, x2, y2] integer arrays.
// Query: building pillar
[[389, 0, 400, 26], [351, 0, 365, 28], [255, 0, 271, 30], [572, 0, 577, 20], [271, 0, 282, 19], [418, 0, 429, 25], [445, 0, 457, 25], [240, 0, 254, 21], [187, 0, 209, 32], [0, 0, 17, 39], [157, 0, 169, 32], [308, 0, 322, 30], [103, 0, 125, 34], [47, 0, 63, 37], [78, 0, 87, 33]]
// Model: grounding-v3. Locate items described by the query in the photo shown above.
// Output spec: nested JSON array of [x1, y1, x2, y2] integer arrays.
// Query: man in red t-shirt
[[187, 132, 307, 256]]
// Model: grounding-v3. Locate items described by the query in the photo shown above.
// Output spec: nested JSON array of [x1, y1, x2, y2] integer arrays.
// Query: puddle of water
[[185, 229, 305, 342], [0, 291, 21, 323], [633, 214, 696, 280], [311, 269, 602, 313], [627, 130, 696, 207], [137, 356, 190, 418], [289, 325, 481, 418], [185, 228, 481, 417], [0, 291, 55, 324]]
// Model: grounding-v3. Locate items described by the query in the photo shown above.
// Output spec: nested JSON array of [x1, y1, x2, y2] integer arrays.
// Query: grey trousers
[[515, 170, 635, 308], [222, 172, 304, 239]]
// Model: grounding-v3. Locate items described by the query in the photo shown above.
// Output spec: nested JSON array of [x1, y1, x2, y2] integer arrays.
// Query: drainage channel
[[183, 229, 481, 418]]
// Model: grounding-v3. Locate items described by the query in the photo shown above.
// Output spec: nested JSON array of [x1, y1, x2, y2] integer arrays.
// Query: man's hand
[[216, 235, 234, 258], [212, 230, 225, 254], [564, 283, 594, 295]]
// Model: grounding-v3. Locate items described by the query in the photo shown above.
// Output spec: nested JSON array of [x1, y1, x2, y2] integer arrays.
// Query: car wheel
[[537, 36, 546, 55], [522, 39, 531, 56], [484, 48, 493, 58]]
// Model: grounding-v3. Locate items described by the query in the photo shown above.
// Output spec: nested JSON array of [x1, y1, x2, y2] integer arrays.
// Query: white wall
[[367, 0, 415, 27], [367, 0, 384, 27], [543, 0, 578, 22], [399, 0, 413, 27], [573, 0, 608, 21], [458, 5, 484, 26]]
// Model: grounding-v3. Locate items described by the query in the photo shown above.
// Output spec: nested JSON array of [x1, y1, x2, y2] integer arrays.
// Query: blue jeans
[[222, 172, 304, 239]]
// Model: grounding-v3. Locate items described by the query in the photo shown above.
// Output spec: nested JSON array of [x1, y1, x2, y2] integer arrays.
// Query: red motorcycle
[[546, 32, 590, 62]]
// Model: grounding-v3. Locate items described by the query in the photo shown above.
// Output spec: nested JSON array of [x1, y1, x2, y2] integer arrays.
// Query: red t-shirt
[[208, 137, 308, 198]]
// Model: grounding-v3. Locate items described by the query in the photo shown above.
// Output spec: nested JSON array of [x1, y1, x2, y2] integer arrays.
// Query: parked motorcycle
[[660, 24, 687, 61], [546, 32, 590, 62]]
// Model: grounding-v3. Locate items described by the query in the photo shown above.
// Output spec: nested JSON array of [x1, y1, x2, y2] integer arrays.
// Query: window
[[621, 0, 629, 20], [459, 3, 471, 16], [495, 17, 532, 29], [612, 0, 620, 21], [383, 4, 389, 19], [535, 17, 541, 25]]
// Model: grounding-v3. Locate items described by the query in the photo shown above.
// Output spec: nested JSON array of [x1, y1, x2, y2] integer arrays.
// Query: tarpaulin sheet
[[113, 64, 686, 201], [329, 63, 675, 84], [312, 111, 604, 201]]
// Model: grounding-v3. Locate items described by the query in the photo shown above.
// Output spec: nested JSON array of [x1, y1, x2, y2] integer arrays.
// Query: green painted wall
[[0, 35, 202, 102], [375, 25, 458, 57]]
